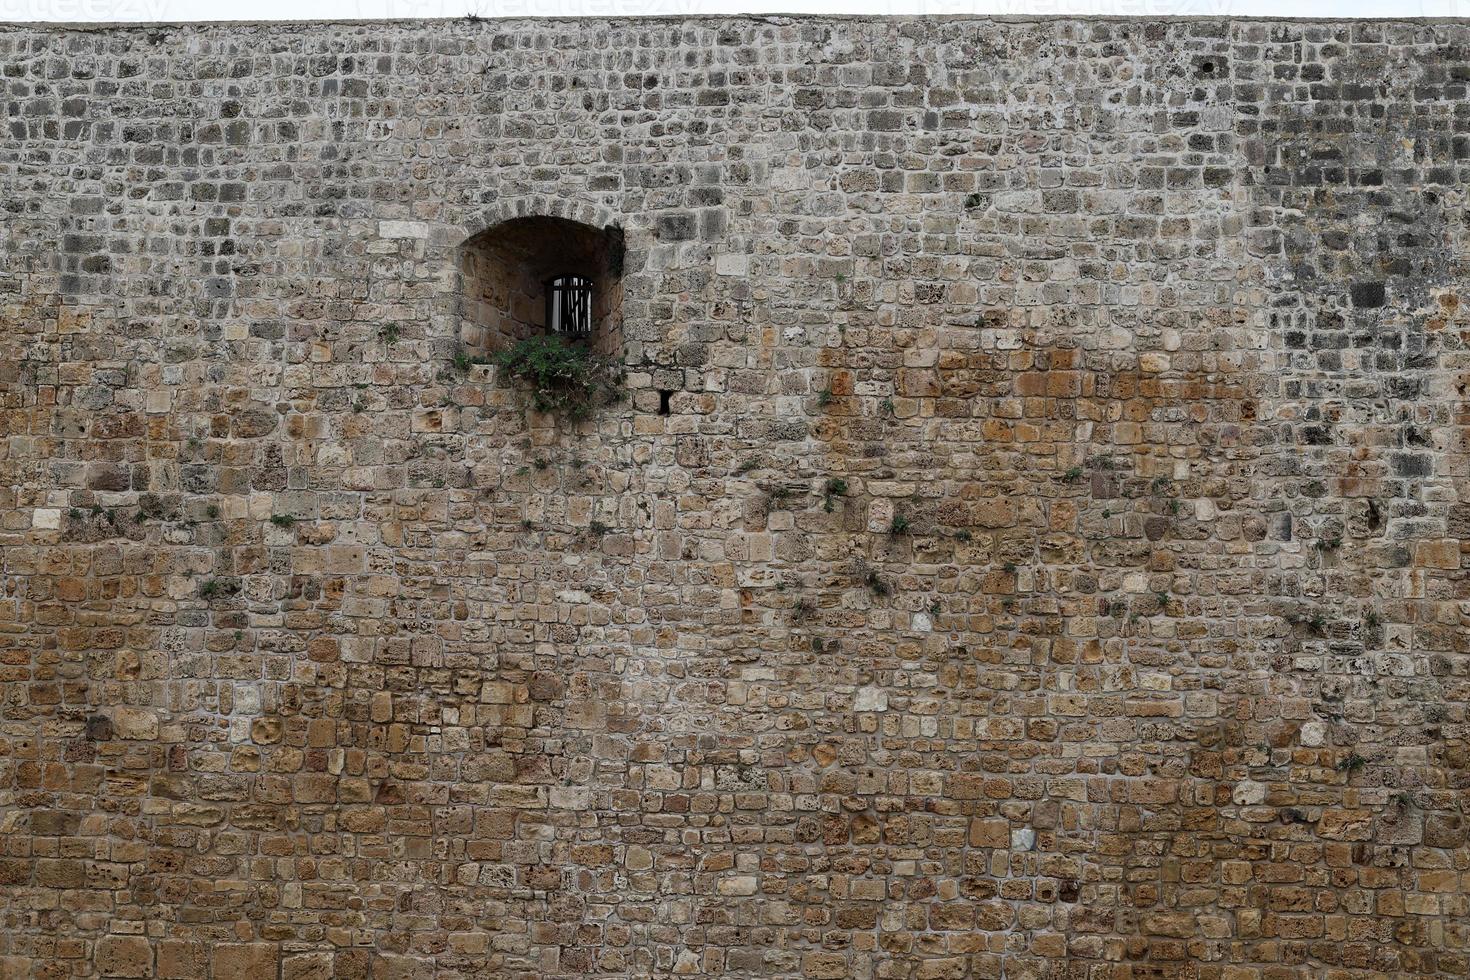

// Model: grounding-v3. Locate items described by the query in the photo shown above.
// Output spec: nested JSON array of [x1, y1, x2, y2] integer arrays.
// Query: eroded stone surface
[[0, 15, 1467, 980]]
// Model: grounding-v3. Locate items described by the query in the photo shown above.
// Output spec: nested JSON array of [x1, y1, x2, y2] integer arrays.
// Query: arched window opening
[[458, 215, 624, 357]]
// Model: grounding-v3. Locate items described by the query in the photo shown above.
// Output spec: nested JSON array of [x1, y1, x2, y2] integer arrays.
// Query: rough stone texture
[[0, 13, 1467, 980]]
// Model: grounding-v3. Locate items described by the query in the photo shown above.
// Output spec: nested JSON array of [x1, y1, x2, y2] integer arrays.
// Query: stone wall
[[0, 14, 1467, 980]]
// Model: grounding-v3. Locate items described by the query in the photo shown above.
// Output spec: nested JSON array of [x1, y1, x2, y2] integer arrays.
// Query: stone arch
[[455, 197, 627, 358], [457, 195, 621, 246]]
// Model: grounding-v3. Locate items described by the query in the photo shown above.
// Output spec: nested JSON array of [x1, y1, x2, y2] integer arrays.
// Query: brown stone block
[[96, 936, 152, 978], [157, 940, 206, 979], [949, 774, 985, 800], [370, 955, 432, 980], [969, 818, 1008, 848], [333, 952, 370, 980], [800, 952, 848, 979], [292, 774, 336, 803], [35, 859, 83, 888], [282, 952, 333, 980], [1415, 539, 1461, 569], [213, 943, 277, 980], [110, 707, 158, 740], [917, 957, 968, 980], [0, 957, 32, 980]]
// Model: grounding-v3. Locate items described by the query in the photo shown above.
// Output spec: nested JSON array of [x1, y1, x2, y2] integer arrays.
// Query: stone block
[[213, 943, 277, 980], [96, 936, 151, 978]]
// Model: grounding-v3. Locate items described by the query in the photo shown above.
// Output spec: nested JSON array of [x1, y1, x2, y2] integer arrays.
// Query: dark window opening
[[547, 275, 594, 336], [458, 216, 625, 358], [658, 390, 673, 416]]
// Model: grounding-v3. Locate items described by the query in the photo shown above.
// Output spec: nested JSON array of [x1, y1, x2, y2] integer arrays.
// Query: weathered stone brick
[[96, 937, 151, 978], [157, 940, 206, 980], [213, 943, 277, 980]]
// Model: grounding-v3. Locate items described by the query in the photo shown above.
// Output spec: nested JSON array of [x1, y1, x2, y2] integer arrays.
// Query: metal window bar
[[547, 276, 593, 336]]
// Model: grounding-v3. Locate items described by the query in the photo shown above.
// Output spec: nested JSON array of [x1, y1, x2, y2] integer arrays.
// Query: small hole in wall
[[658, 390, 673, 416]]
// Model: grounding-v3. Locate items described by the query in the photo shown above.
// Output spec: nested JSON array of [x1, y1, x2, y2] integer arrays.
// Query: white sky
[[5, 0, 1459, 22]]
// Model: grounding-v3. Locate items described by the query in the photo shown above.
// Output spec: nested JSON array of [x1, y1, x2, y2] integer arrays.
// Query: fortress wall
[[0, 16, 1467, 979]]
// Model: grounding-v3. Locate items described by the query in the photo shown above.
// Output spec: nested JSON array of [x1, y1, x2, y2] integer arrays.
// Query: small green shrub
[[766, 485, 795, 511], [269, 514, 296, 527], [199, 578, 238, 600], [890, 513, 910, 534], [379, 324, 401, 344], [822, 478, 848, 512], [816, 387, 833, 407], [495, 335, 623, 419]]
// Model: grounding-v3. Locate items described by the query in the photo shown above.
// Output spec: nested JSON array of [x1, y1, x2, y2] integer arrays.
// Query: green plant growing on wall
[[855, 561, 888, 597], [766, 485, 795, 512], [1059, 466, 1084, 483], [822, 478, 848, 512], [495, 335, 623, 419], [270, 514, 296, 527], [199, 578, 238, 600], [890, 513, 910, 534], [816, 386, 833, 407], [379, 324, 400, 344], [452, 351, 490, 373], [791, 597, 815, 622]]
